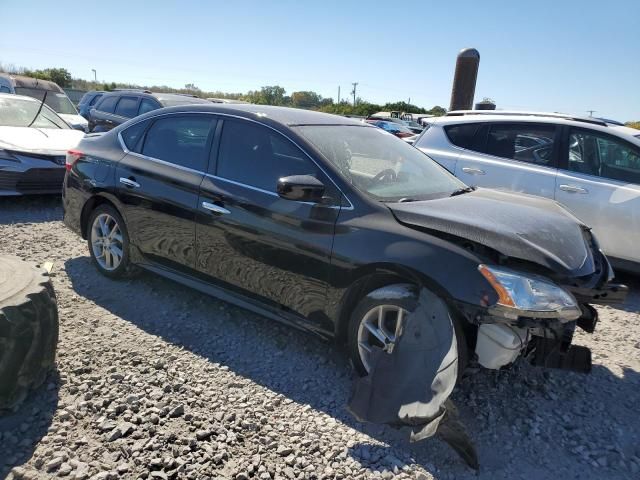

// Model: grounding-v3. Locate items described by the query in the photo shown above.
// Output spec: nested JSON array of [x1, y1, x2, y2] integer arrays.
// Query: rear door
[[195, 117, 341, 321], [454, 122, 560, 198], [115, 114, 216, 271], [90, 95, 120, 131], [555, 127, 640, 263]]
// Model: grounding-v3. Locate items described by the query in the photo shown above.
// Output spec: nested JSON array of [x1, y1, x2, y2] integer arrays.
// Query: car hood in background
[[59, 113, 89, 131], [388, 188, 595, 276], [0, 126, 85, 155]]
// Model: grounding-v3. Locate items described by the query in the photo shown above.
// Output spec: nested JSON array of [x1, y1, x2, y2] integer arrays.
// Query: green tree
[[245, 86, 287, 105], [427, 105, 447, 116], [291, 91, 322, 109], [626, 121, 640, 130]]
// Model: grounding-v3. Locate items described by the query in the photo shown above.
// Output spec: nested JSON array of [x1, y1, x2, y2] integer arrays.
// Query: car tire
[[0, 256, 59, 411], [348, 283, 468, 379], [87, 204, 137, 279]]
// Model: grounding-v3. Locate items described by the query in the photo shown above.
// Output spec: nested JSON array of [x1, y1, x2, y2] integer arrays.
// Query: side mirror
[[277, 175, 325, 203]]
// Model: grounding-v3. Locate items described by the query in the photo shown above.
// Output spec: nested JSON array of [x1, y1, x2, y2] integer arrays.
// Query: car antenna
[[27, 90, 48, 128]]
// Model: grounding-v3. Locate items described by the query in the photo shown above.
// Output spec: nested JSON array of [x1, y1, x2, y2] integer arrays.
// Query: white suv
[[415, 111, 640, 272]]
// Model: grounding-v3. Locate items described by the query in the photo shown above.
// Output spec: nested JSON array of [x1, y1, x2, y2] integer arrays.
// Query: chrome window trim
[[117, 111, 354, 209]]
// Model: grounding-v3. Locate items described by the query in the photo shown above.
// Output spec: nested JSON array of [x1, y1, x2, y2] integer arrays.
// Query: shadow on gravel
[[64, 255, 640, 479], [0, 371, 60, 478], [609, 272, 640, 314], [0, 195, 63, 225]]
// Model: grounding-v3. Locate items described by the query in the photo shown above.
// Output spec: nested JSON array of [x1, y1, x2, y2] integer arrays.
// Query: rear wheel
[[87, 205, 136, 278], [347, 284, 467, 378]]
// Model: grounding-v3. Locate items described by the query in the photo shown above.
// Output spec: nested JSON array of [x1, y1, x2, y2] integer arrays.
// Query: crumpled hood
[[59, 113, 88, 129], [0, 126, 85, 155], [389, 188, 595, 276]]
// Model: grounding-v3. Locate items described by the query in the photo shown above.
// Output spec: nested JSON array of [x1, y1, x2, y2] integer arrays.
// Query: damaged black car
[[63, 105, 626, 464]]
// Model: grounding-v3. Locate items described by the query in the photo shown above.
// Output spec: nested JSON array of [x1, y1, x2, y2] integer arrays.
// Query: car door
[[555, 126, 640, 264], [112, 96, 141, 127], [90, 95, 119, 132], [196, 117, 341, 322], [454, 122, 560, 198], [115, 114, 216, 271]]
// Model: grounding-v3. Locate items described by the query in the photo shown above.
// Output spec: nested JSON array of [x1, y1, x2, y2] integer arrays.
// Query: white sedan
[[0, 93, 85, 196]]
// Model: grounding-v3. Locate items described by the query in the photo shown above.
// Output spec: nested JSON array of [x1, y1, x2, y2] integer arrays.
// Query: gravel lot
[[1, 195, 639, 480]]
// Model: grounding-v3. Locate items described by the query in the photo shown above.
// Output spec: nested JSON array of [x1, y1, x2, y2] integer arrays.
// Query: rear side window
[[444, 123, 485, 150], [97, 96, 118, 113], [486, 123, 556, 166], [0, 86, 11, 93], [141, 115, 215, 171], [121, 121, 148, 153], [115, 97, 139, 118], [138, 98, 158, 115], [89, 94, 103, 106]]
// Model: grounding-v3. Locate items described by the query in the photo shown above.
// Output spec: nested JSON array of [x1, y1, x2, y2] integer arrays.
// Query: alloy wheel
[[357, 304, 408, 372], [90, 213, 124, 271]]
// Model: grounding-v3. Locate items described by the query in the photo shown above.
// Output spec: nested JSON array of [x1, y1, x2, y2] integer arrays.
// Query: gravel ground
[[1, 195, 639, 480]]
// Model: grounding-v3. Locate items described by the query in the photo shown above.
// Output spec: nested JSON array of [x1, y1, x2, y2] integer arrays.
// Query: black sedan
[[63, 104, 625, 381]]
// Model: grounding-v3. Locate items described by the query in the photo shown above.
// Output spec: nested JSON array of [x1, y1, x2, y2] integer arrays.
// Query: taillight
[[66, 150, 84, 171], [395, 132, 413, 138]]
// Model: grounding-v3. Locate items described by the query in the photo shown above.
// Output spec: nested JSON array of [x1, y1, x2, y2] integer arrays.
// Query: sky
[[1, 0, 638, 120]]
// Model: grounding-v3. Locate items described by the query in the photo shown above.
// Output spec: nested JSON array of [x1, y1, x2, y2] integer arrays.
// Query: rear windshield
[[14, 87, 78, 115], [296, 125, 465, 202]]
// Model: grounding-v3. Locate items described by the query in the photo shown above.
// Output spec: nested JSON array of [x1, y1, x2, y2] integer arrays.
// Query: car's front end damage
[[388, 188, 628, 375]]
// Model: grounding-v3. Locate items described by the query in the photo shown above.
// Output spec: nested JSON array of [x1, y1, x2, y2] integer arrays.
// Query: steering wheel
[[371, 168, 397, 184]]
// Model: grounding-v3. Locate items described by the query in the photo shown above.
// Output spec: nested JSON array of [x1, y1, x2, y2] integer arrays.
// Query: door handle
[[461, 167, 486, 175], [119, 177, 140, 188], [202, 201, 231, 215], [559, 184, 588, 194]]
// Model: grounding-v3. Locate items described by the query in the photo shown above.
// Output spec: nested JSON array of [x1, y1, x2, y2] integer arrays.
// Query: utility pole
[[587, 110, 596, 117], [351, 82, 358, 106], [337, 86, 340, 104], [91, 69, 97, 82]]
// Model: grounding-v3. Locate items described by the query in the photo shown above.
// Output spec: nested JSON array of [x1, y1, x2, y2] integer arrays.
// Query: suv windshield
[[296, 125, 466, 201], [14, 87, 78, 115], [0, 96, 70, 129]]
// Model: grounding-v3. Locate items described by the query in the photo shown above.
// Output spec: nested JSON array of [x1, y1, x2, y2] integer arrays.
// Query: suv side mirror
[[277, 175, 325, 203]]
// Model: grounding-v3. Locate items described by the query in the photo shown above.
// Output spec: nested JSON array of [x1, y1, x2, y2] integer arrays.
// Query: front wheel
[[87, 205, 136, 278], [347, 284, 467, 378]]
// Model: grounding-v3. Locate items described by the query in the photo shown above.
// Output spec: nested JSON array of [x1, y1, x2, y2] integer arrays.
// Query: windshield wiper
[[398, 197, 418, 203], [449, 186, 476, 197], [27, 91, 48, 128]]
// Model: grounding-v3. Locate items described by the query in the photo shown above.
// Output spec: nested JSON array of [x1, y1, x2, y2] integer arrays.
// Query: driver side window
[[216, 119, 321, 193]]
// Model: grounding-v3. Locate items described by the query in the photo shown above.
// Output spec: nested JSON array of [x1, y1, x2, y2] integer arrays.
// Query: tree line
[[0, 64, 446, 117], [1, 64, 637, 125]]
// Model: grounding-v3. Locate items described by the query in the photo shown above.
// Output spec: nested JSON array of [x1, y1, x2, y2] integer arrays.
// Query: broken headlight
[[479, 265, 581, 320]]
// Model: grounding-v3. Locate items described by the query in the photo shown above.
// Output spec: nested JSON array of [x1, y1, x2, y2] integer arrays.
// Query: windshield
[[370, 121, 413, 134], [14, 87, 78, 115], [0, 96, 70, 129], [296, 125, 467, 201]]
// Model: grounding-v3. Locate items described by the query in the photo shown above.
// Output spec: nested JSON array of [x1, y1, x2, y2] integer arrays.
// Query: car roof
[[0, 73, 64, 92], [138, 103, 368, 127]]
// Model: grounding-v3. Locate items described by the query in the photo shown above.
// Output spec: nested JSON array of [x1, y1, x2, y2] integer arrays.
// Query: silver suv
[[414, 111, 640, 272]]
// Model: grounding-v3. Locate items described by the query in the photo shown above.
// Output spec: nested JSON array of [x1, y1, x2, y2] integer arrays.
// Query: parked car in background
[[88, 90, 211, 132], [0, 93, 84, 195], [414, 111, 640, 271], [207, 98, 249, 104], [0, 73, 88, 131], [78, 90, 105, 119], [64, 104, 624, 382], [366, 119, 415, 138]]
